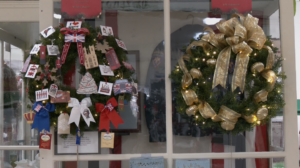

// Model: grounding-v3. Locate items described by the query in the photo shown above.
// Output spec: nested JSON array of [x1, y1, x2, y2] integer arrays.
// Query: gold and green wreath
[[170, 14, 286, 134]]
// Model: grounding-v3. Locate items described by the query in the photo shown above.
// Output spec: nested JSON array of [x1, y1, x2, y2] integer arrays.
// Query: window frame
[[0, 0, 298, 168]]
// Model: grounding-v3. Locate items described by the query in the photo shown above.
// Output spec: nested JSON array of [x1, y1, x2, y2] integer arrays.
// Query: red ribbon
[[95, 98, 124, 132], [60, 27, 90, 65], [60, 27, 90, 36]]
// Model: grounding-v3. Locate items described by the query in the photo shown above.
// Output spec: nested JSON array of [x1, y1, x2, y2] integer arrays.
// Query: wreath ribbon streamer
[[177, 14, 277, 131], [60, 27, 90, 65]]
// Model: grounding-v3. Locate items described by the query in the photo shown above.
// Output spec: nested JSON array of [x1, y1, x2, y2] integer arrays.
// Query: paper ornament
[[122, 61, 135, 72], [21, 55, 31, 73], [25, 64, 39, 78], [95, 39, 111, 54], [66, 21, 82, 29], [47, 45, 60, 55], [50, 90, 71, 103], [115, 39, 127, 50], [23, 110, 35, 124], [30, 44, 42, 55], [100, 25, 114, 36], [35, 89, 49, 102], [77, 72, 98, 94], [101, 132, 115, 148], [49, 84, 58, 98], [39, 133, 52, 150], [105, 48, 121, 70], [57, 113, 70, 134], [98, 81, 113, 96], [40, 45, 46, 65], [84, 45, 99, 69], [35, 62, 58, 86], [113, 79, 132, 95], [99, 65, 114, 76], [40, 26, 55, 38]]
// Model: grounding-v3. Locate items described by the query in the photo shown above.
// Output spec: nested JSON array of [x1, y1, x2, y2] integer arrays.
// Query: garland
[[24, 23, 135, 135], [169, 14, 286, 134]]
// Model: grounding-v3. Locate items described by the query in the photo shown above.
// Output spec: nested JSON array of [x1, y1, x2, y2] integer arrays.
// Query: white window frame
[[0, 0, 298, 168]]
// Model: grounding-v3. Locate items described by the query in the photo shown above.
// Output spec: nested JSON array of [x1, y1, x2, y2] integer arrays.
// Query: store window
[[0, 0, 298, 168]]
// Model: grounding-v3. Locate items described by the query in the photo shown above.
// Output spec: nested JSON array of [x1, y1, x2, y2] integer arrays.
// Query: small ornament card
[[77, 72, 98, 94], [99, 65, 114, 76], [39, 133, 52, 150], [40, 26, 55, 38], [57, 113, 70, 134], [50, 90, 71, 103], [30, 44, 42, 55], [84, 46, 99, 70], [101, 132, 114, 148], [66, 21, 82, 30], [98, 82, 113, 96], [122, 61, 135, 72], [25, 64, 39, 78], [95, 40, 111, 54], [100, 25, 114, 36], [21, 55, 31, 73], [105, 48, 121, 70], [35, 89, 49, 101], [34, 103, 43, 112], [113, 79, 132, 95], [56, 55, 62, 76], [49, 84, 58, 98], [47, 45, 60, 55], [115, 39, 127, 50]]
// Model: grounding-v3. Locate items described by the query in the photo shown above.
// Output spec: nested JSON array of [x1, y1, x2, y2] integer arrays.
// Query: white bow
[[68, 97, 95, 127]]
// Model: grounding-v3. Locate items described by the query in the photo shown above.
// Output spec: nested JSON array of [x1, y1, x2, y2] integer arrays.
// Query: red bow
[[95, 98, 124, 132], [60, 27, 90, 35]]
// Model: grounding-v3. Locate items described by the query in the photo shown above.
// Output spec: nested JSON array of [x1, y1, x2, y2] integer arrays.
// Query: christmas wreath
[[24, 23, 137, 135], [170, 14, 286, 134]]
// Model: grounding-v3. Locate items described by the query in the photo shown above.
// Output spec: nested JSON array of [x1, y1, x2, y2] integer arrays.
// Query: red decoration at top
[[61, 0, 102, 19], [211, 0, 252, 13]]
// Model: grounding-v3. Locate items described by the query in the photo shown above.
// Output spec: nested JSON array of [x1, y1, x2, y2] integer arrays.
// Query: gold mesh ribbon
[[201, 14, 270, 92]]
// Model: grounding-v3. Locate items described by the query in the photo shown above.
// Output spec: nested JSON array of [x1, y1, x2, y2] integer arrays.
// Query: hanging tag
[[76, 129, 81, 145], [113, 79, 132, 95], [49, 84, 58, 98], [66, 21, 82, 29], [30, 44, 42, 55], [40, 26, 55, 38], [99, 65, 114, 76], [40, 45, 46, 65], [39, 133, 52, 150], [50, 90, 70, 103], [100, 25, 114, 36], [115, 39, 127, 50], [118, 95, 124, 112], [98, 81, 113, 96], [57, 113, 70, 134], [35, 88, 49, 102], [101, 132, 115, 148], [132, 83, 138, 96], [21, 55, 32, 73], [25, 64, 39, 78], [105, 48, 121, 70], [47, 45, 60, 56], [122, 61, 135, 72], [84, 46, 99, 69]]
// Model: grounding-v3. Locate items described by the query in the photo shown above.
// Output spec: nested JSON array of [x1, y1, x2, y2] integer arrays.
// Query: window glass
[[0, 150, 39, 168], [0, 22, 40, 146], [170, 0, 284, 153]]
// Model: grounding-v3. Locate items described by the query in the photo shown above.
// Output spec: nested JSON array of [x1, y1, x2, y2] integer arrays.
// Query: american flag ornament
[[64, 33, 86, 43]]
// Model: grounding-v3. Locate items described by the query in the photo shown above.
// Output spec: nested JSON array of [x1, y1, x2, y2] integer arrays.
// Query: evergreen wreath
[[169, 14, 286, 134], [24, 23, 136, 135]]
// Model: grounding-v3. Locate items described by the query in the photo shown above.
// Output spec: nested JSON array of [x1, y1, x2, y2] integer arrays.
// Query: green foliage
[[169, 37, 285, 134], [24, 23, 135, 135]]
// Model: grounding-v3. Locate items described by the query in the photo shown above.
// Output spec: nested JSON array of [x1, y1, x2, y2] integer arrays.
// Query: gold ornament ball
[[256, 107, 268, 120]]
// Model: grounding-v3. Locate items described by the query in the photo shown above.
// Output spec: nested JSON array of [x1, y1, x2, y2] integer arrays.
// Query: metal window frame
[[0, 0, 298, 168]]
